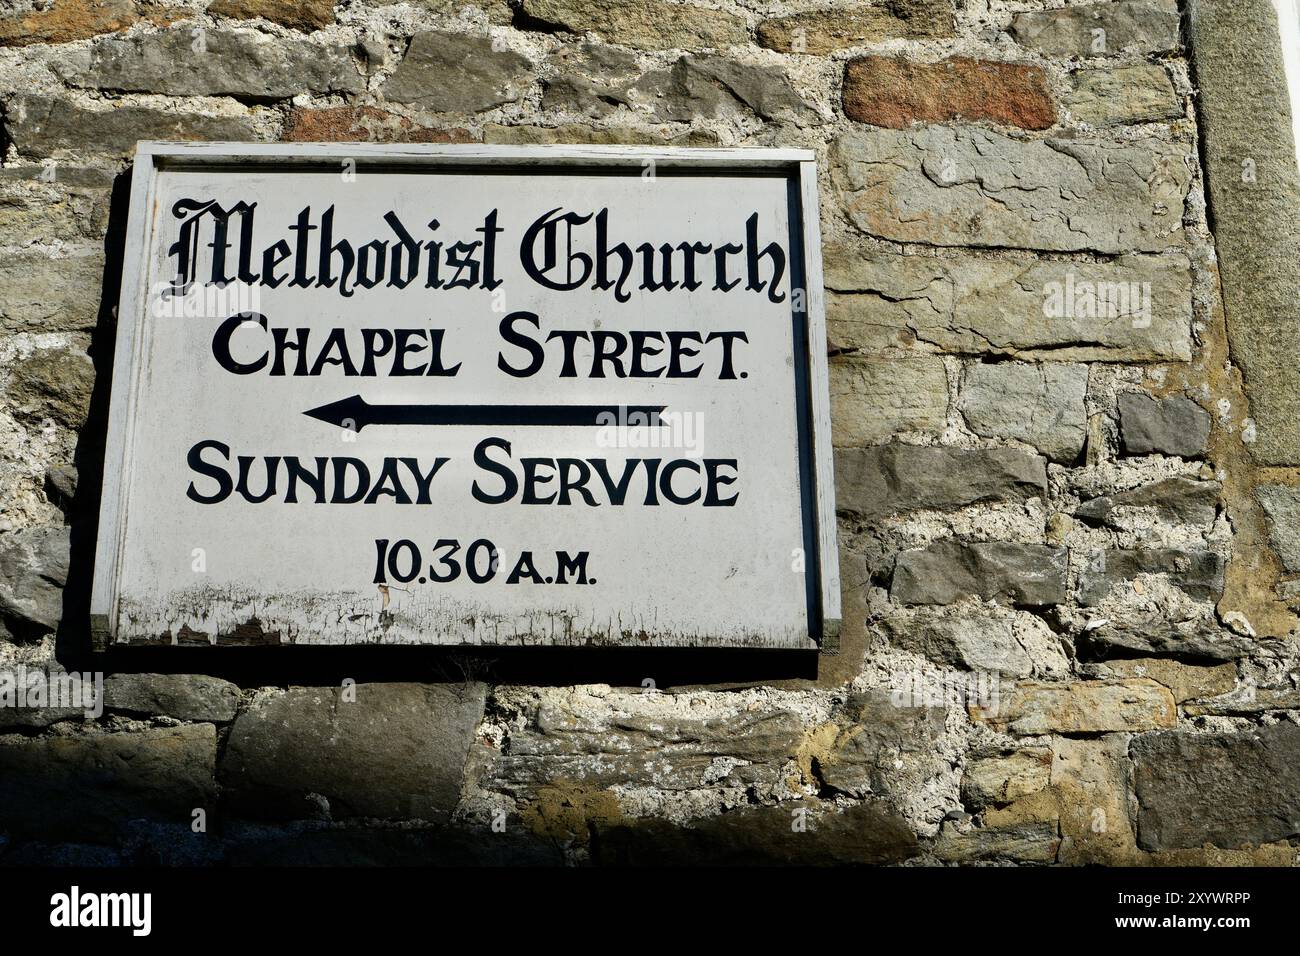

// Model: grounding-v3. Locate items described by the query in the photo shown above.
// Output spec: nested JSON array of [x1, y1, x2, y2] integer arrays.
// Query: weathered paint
[[92, 145, 839, 650]]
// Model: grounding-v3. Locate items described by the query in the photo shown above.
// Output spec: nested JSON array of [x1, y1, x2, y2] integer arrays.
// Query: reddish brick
[[843, 56, 1056, 130], [281, 107, 476, 144], [207, 0, 335, 32], [0, 0, 188, 47]]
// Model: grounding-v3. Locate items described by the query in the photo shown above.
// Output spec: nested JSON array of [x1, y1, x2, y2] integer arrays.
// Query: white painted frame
[[90, 143, 841, 651]]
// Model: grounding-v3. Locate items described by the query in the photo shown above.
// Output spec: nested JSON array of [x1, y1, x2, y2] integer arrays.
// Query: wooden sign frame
[[90, 144, 840, 652]]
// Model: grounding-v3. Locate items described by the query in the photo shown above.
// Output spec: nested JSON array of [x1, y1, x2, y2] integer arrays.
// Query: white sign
[[91, 145, 839, 650]]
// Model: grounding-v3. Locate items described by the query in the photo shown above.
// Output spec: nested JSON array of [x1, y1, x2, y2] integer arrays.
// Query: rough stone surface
[[45, 465, 79, 510], [829, 356, 947, 445], [879, 607, 1069, 678], [891, 541, 1068, 607], [976, 679, 1176, 735], [961, 734, 1143, 864], [1133, 723, 1300, 850], [931, 819, 1059, 863], [62, 27, 362, 97], [831, 126, 1191, 253], [959, 363, 1089, 464], [843, 56, 1055, 130], [281, 106, 473, 144], [1255, 485, 1300, 573], [629, 56, 817, 124], [1084, 659, 1238, 704], [1076, 549, 1226, 607], [0, 166, 116, 187], [815, 691, 949, 808], [1010, 0, 1182, 56], [1079, 606, 1255, 661], [1075, 478, 1220, 529], [405, 0, 513, 23], [0, 528, 71, 634], [823, 246, 1193, 361], [962, 748, 1052, 809], [546, 39, 640, 78], [483, 123, 717, 146], [5, 346, 95, 431], [0, 167, 112, 241], [0, 726, 217, 840], [6, 94, 261, 159], [758, 1, 953, 53], [0, 0, 1288, 869], [1049, 734, 1140, 864], [383, 32, 534, 112], [1181, 684, 1300, 717], [1118, 392, 1211, 458], [541, 73, 634, 116], [0, 247, 104, 334], [522, 0, 749, 51], [0, 662, 94, 730], [103, 673, 241, 722], [834, 445, 1047, 521], [1065, 64, 1180, 126], [486, 692, 806, 795], [0, 0, 179, 47], [594, 800, 919, 865], [222, 683, 486, 821], [1190, 0, 1300, 465], [208, 0, 335, 31]]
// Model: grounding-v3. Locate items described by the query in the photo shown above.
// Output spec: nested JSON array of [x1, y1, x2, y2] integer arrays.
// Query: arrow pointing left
[[303, 395, 668, 432]]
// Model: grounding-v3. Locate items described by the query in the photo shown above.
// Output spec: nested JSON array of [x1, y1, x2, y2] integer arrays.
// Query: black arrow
[[303, 395, 667, 432]]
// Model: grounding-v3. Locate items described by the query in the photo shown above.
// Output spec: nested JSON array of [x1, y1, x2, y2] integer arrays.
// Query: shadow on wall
[[53, 162, 820, 690], [55, 166, 129, 674]]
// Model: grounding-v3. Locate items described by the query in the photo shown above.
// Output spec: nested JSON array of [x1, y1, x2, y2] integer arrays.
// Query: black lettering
[[472, 437, 518, 503], [186, 440, 233, 504]]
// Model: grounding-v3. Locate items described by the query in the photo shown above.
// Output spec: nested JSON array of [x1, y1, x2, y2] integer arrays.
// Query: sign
[[91, 144, 839, 650]]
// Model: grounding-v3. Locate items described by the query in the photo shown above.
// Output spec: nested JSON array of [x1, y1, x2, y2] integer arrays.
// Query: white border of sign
[[89, 143, 840, 652]]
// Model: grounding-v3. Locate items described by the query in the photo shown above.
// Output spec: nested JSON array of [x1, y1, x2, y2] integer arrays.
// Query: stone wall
[[1, 0, 1298, 866]]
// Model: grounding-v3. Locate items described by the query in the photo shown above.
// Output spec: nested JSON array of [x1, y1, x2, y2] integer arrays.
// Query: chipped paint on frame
[[91, 144, 840, 651]]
